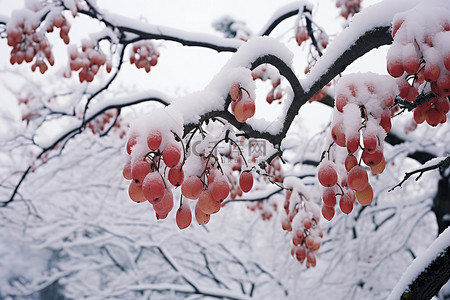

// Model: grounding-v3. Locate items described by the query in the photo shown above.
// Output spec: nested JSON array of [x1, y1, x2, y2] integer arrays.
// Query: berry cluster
[[282, 178, 322, 268], [335, 0, 361, 20], [251, 65, 283, 104], [295, 26, 309, 46], [129, 40, 160, 73], [68, 40, 112, 83], [7, 13, 57, 74], [388, 4, 450, 126], [246, 199, 277, 221], [122, 111, 259, 228], [46, 14, 71, 44], [265, 157, 284, 183], [123, 126, 182, 219], [413, 98, 450, 126], [320, 74, 397, 220], [230, 82, 256, 122], [86, 110, 127, 139]]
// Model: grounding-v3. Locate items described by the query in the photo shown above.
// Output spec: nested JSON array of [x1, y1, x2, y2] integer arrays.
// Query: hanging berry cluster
[[387, 2, 450, 126], [319, 73, 398, 220], [335, 0, 361, 20], [282, 178, 322, 268], [86, 110, 127, 139], [230, 82, 256, 122], [67, 40, 112, 82], [122, 108, 258, 228], [129, 40, 160, 73], [294, 5, 329, 51], [6, 11, 62, 74], [251, 64, 283, 104]]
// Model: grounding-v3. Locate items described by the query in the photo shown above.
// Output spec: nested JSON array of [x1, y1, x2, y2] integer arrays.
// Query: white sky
[[0, 0, 387, 137]]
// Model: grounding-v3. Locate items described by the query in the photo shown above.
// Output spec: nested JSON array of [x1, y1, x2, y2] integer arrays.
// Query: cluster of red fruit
[[129, 40, 160, 73], [294, 12, 328, 50], [320, 75, 397, 220], [68, 40, 112, 82], [246, 200, 277, 221], [123, 128, 183, 219], [335, 0, 361, 20], [295, 26, 309, 47], [264, 157, 284, 183], [86, 110, 127, 139], [282, 179, 322, 268], [47, 14, 71, 44], [251, 65, 283, 104], [122, 121, 256, 229], [230, 82, 256, 122], [413, 98, 450, 127], [388, 11, 450, 126], [7, 14, 58, 74]]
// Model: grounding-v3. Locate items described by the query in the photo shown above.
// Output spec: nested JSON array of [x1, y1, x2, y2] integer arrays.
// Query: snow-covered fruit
[[388, 2, 450, 127], [6, 11, 59, 74], [129, 40, 160, 72], [335, 0, 361, 19], [122, 116, 185, 220], [230, 82, 255, 122], [67, 40, 112, 82], [283, 178, 322, 268], [251, 64, 284, 104], [319, 74, 396, 220]]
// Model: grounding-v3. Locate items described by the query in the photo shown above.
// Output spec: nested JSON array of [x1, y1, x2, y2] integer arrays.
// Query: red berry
[[197, 190, 221, 214], [356, 184, 373, 206], [331, 125, 346, 147], [239, 171, 253, 193], [163, 142, 181, 168], [362, 147, 383, 166], [131, 159, 151, 185], [128, 181, 146, 203], [168, 166, 184, 187], [181, 176, 203, 199], [126, 134, 137, 154], [335, 94, 348, 112], [339, 193, 354, 214], [318, 162, 338, 187], [322, 188, 336, 207], [347, 165, 369, 191], [195, 203, 210, 225], [209, 177, 230, 202], [322, 205, 335, 221], [176, 202, 192, 230], [387, 58, 404, 77], [230, 82, 241, 101], [346, 133, 360, 154], [147, 130, 162, 151], [345, 154, 358, 172], [142, 172, 165, 203]]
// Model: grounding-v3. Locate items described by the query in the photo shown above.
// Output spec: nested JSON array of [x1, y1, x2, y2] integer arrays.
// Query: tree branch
[[388, 228, 450, 300], [389, 155, 450, 192]]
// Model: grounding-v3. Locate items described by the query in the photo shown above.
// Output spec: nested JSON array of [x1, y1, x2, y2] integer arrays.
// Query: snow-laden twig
[[389, 155, 450, 192]]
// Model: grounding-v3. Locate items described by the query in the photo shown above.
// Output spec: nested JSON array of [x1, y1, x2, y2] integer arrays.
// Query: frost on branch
[[388, 0, 450, 127]]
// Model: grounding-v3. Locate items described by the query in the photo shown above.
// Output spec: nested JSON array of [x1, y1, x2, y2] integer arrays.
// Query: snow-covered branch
[[388, 227, 450, 300]]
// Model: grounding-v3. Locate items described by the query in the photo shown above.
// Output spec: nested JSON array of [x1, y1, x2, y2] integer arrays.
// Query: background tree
[[0, 0, 449, 299]]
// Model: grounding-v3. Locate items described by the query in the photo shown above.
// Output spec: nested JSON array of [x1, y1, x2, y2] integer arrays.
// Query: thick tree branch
[[388, 228, 450, 300]]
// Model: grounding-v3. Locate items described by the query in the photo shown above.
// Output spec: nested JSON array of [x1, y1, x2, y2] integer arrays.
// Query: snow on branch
[[387, 227, 450, 300], [389, 155, 450, 192]]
